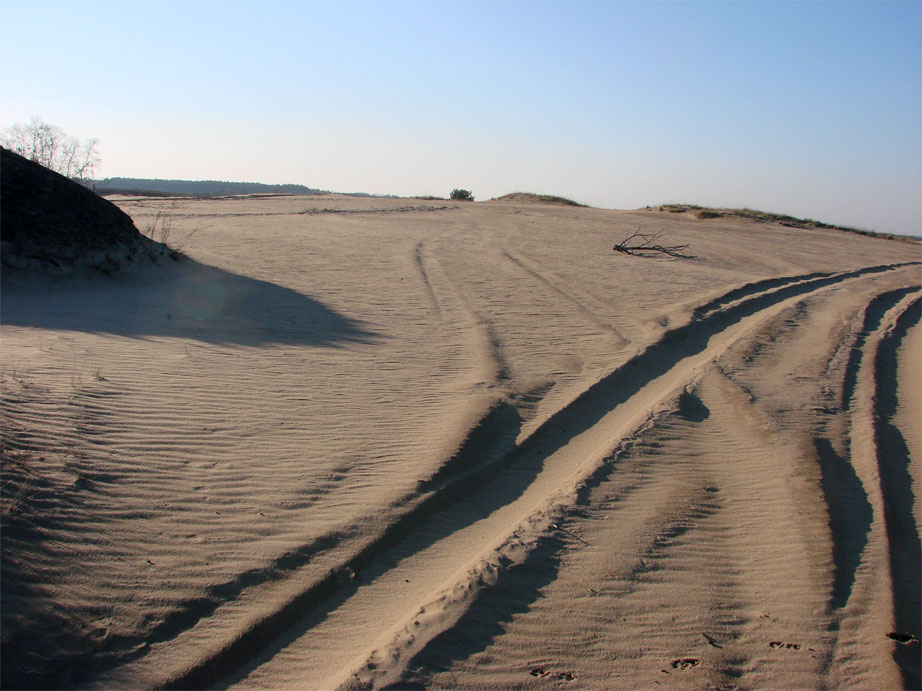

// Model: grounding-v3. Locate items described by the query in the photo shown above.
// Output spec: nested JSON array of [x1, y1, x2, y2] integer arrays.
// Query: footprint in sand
[[530, 667, 576, 681], [887, 632, 920, 645], [769, 641, 802, 650], [671, 658, 700, 670]]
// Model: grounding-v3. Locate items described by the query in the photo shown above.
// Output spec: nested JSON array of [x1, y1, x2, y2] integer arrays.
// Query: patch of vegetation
[[143, 209, 199, 261], [490, 192, 587, 207], [450, 188, 475, 201], [654, 204, 918, 243], [341, 192, 400, 199]]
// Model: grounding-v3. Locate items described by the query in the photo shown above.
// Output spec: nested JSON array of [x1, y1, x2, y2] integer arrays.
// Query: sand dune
[[1, 194, 919, 689]]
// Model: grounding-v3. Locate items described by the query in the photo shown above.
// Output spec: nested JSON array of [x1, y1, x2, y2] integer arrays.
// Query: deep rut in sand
[[398, 273, 921, 691], [80, 261, 920, 690]]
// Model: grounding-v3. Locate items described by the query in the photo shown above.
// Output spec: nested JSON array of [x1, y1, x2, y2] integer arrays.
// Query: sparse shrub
[[450, 188, 474, 201], [144, 206, 198, 261], [146, 210, 174, 247]]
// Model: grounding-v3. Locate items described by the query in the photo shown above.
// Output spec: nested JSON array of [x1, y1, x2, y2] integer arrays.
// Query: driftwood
[[613, 230, 694, 259]]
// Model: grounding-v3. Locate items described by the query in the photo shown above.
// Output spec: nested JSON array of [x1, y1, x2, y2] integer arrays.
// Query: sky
[[2, 0, 920, 236]]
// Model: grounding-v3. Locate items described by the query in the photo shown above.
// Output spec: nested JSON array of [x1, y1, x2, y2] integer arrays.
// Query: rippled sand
[[2, 195, 919, 689]]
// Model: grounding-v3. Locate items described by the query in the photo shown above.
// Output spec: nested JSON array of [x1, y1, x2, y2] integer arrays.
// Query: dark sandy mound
[[1, 147, 150, 274]]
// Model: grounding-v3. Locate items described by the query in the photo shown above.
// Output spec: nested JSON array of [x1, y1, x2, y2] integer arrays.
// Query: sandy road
[[147, 264, 920, 690], [2, 195, 918, 690], [399, 272, 921, 691]]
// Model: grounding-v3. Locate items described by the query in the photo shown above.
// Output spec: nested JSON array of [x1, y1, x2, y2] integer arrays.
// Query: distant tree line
[[92, 178, 328, 197], [1, 116, 389, 199]]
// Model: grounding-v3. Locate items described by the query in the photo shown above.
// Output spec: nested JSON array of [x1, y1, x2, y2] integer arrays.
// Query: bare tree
[[613, 229, 694, 259], [1, 116, 99, 180]]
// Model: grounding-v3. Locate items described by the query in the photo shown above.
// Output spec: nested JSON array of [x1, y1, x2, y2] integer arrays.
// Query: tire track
[[841, 286, 919, 411], [88, 262, 913, 689], [813, 287, 919, 614], [400, 367, 835, 689], [690, 263, 916, 322], [421, 235, 513, 385], [814, 436, 873, 611], [692, 270, 835, 320], [763, 282, 922, 688], [872, 296, 922, 689], [412, 242, 441, 317], [499, 248, 631, 348]]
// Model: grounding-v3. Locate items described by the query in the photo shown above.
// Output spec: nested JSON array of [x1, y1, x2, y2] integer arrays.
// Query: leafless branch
[[613, 229, 694, 259], [1, 116, 99, 180]]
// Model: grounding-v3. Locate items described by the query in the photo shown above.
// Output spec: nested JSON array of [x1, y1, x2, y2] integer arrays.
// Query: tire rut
[[90, 262, 913, 689], [872, 296, 922, 689]]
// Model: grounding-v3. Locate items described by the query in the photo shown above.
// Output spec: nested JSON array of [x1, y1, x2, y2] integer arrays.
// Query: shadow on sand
[[0, 257, 377, 347]]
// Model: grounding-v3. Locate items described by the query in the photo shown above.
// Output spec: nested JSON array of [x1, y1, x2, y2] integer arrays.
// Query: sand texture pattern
[[2, 195, 920, 689]]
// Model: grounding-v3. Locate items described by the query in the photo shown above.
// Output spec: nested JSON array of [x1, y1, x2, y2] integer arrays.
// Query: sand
[[1, 194, 919, 689]]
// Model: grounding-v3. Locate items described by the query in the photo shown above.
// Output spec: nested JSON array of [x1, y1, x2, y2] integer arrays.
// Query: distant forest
[[90, 177, 328, 197]]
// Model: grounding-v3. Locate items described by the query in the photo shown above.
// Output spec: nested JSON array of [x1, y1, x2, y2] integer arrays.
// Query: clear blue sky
[[3, 0, 920, 235]]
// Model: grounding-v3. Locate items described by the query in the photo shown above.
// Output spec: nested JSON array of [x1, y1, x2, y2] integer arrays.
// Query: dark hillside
[[1, 148, 146, 273]]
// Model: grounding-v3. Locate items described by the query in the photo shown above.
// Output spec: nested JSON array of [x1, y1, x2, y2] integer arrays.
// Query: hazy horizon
[[3, 0, 920, 236]]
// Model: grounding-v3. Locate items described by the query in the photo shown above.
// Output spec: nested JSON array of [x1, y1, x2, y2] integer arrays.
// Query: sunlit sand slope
[[1, 194, 919, 689]]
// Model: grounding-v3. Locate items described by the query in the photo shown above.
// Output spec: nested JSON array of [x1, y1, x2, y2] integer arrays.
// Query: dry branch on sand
[[613, 229, 694, 259]]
